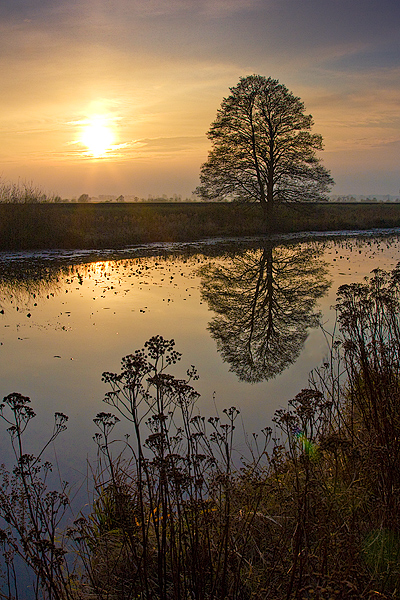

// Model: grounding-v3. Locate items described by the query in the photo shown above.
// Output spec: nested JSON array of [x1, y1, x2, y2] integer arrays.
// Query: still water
[[1, 232, 400, 488]]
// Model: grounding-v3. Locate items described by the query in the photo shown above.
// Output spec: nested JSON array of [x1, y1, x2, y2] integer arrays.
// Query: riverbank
[[2, 265, 400, 598], [1, 201, 400, 250]]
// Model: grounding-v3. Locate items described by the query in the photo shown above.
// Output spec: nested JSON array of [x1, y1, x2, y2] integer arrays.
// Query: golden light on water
[[80, 115, 116, 158]]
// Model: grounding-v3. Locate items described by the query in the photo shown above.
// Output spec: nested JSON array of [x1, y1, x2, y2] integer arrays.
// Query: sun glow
[[81, 116, 115, 157]]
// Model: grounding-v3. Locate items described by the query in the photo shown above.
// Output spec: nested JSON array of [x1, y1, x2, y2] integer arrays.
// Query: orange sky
[[1, 0, 399, 198]]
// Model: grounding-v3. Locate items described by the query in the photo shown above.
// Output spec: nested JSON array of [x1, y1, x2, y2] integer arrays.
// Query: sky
[[1, 0, 399, 199]]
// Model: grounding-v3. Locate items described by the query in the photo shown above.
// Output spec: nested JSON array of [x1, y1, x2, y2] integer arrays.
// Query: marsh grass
[[1, 266, 400, 598], [1, 202, 400, 251], [0, 179, 60, 205]]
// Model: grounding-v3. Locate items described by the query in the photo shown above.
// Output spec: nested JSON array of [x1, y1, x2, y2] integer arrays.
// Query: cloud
[[1, 0, 399, 196]]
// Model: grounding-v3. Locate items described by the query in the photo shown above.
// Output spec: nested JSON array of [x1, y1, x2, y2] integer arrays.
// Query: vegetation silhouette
[[199, 241, 331, 382], [196, 75, 334, 227], [0, 178, 61, 204]]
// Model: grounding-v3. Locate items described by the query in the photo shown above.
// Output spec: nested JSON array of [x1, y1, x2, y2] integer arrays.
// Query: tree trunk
[[264, 162, 275, 233], [262, 196, 275, 234]]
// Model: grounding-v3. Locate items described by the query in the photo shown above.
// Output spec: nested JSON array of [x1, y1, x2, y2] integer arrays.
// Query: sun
[[81, 116, 115, 157]]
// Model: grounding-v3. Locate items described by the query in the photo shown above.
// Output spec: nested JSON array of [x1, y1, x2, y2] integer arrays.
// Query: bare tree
[[196, 75, 334, 228]]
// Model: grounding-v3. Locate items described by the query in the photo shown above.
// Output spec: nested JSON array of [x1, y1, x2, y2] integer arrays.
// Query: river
[[1, 230, 400, 494]]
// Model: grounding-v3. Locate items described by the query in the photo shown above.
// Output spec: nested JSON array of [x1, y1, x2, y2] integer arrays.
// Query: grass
[[0, 179, 61, 205], [1, 202, 400, 251]]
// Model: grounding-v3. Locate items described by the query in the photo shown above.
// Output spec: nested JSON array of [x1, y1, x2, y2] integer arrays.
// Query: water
[[1, 231, 400, 494]]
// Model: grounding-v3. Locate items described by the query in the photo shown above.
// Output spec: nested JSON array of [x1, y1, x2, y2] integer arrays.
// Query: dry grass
[[0, 202, 400, 250]]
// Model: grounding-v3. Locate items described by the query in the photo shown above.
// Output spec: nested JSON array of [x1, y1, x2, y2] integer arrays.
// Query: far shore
[[1, 201, 400, 252]]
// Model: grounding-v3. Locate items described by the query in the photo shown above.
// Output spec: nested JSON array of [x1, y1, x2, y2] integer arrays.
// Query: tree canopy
[[196, 75, 334, 224]]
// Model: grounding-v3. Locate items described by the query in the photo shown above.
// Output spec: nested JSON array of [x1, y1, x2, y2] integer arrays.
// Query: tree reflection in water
[[198, 241, 331, 383]]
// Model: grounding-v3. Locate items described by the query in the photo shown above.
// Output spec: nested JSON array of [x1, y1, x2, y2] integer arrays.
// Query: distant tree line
[[330, 194, 400, 203], [0, 181, 197, 204]]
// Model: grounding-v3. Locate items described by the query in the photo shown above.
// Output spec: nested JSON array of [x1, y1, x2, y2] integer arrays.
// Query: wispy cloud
[[0, 0, 399, 195]]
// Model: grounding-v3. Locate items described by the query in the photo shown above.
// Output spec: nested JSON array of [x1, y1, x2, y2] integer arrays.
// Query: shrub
[[0, 179, 58, 204]]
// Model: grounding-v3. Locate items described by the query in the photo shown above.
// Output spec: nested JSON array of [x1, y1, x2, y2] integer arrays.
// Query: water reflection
[[0, 260, 66, 308], [0, 243, 332, 385], [199, 241, 331, 383], [1, 235, 400, 480]]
